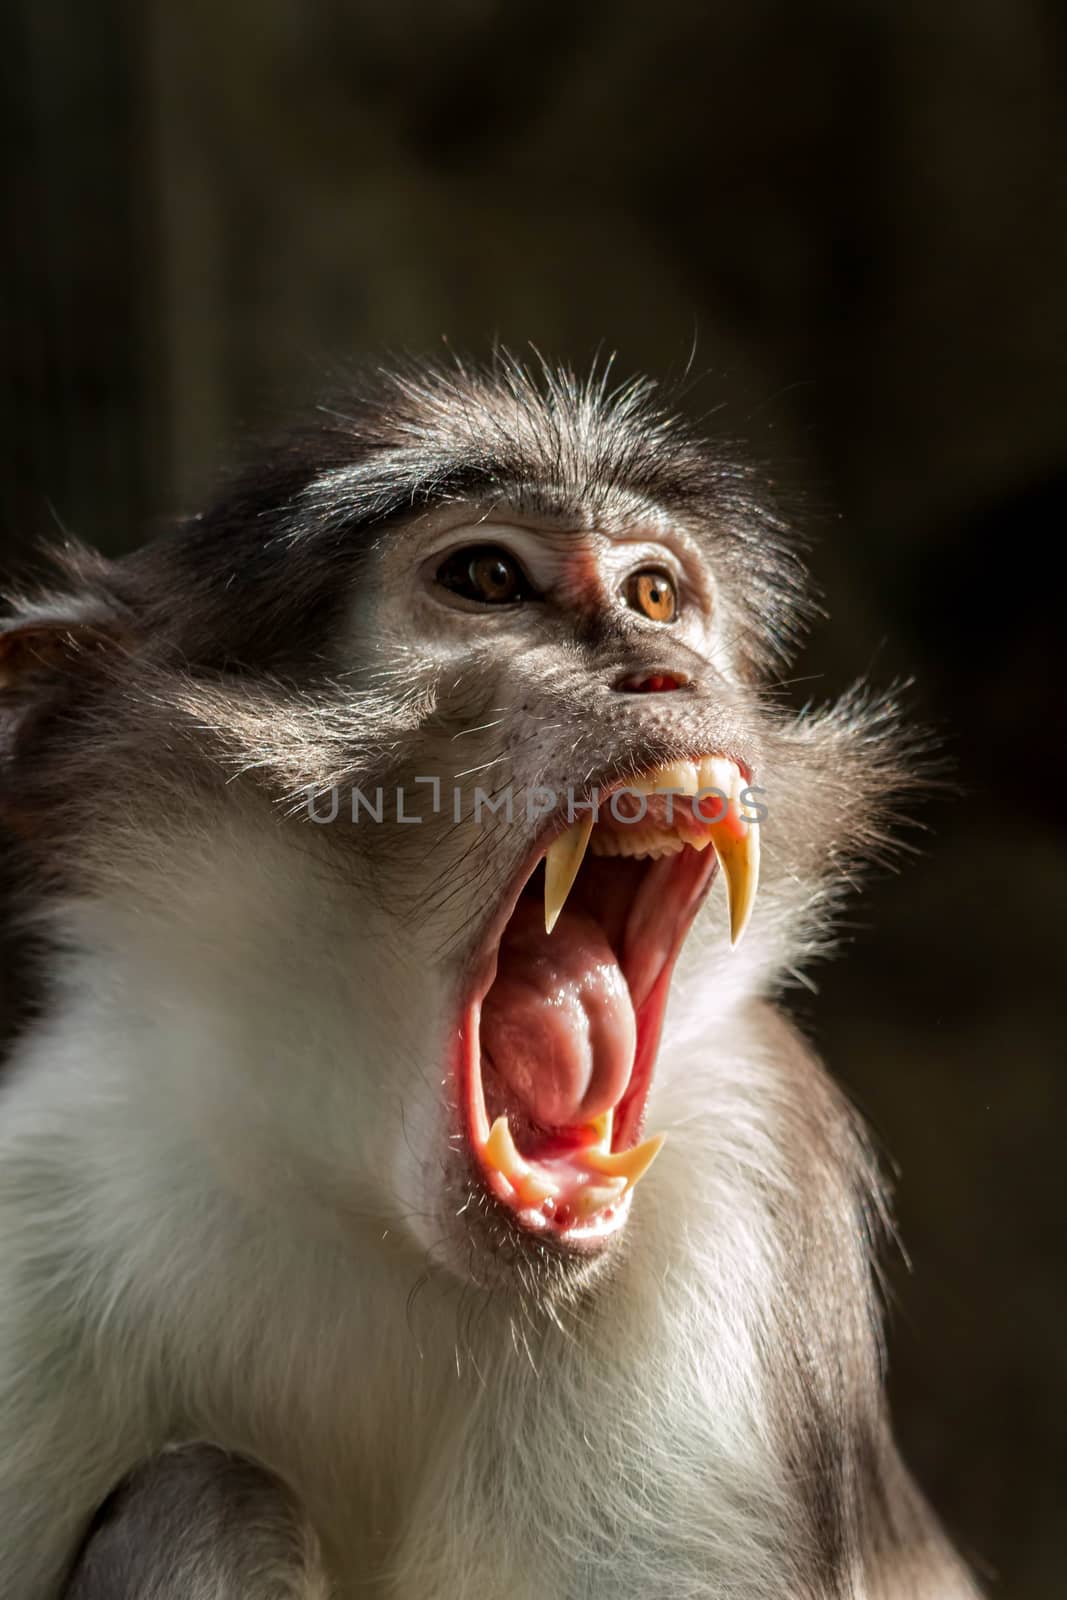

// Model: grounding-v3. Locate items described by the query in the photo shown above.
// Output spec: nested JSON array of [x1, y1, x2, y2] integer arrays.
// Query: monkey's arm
[[62, 1445, 333, 1600]]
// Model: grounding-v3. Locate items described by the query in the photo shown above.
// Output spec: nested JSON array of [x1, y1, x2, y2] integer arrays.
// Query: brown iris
[[436, 545, 530, 605], [624, 568, 677, 623]]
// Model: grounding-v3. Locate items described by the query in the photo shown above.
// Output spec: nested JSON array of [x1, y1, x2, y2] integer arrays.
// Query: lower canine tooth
[[580, 1132, 665, 1189], [484, 1114, 524, 1181], [544, 814, 595, 934]]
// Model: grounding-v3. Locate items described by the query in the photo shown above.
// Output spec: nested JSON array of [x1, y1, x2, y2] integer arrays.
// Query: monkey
[[0, 356, 981, 1599]]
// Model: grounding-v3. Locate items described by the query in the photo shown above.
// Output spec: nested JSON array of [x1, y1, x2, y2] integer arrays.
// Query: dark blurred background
[[2, 2, 1064, 1593]]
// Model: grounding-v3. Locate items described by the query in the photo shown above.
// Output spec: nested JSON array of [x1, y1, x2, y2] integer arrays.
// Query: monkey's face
[[333, 496, 767, 1275], [2, 364, 906, 1294]]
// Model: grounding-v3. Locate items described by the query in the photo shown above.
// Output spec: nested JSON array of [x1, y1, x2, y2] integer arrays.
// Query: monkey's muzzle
[[458, 756, 759, 1247]]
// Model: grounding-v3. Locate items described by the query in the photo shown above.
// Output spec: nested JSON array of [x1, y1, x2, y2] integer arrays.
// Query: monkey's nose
[[614, 669, 690, 694]]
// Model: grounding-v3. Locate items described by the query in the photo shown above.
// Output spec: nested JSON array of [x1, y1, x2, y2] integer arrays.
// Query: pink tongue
[[481, 899, 636, 1129]]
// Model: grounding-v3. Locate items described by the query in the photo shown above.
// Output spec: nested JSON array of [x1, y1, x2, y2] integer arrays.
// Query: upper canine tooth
[[544, 813, 595, 934], [708, 767, 760, 947]]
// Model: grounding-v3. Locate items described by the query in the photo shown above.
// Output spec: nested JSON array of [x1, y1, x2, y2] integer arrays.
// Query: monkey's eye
[[623, 568, 678, 624], [435, 546, 533, 606]]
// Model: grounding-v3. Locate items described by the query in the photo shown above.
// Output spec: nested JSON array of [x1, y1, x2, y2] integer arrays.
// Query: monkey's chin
[[454, 756, 758, 1256]]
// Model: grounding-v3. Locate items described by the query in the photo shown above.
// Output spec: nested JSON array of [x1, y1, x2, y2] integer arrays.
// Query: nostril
[[615, 669, 690, 694]]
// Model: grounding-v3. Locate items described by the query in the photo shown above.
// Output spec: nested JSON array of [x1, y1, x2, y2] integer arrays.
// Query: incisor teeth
[[580, 1132, 665, 1190], [544, 814, 595, 934], [707, 767, 760, 948], [629, 760, 699, 797], [572, 1177, 628, 1219], [698, 755, 737, 798], [516, 1169, 558, 1206]]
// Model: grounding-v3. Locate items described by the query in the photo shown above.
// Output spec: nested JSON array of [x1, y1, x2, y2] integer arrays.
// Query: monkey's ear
[[0, 600, 134, 742], [0, 616, 120, 687], [0, 598, 135, 678]]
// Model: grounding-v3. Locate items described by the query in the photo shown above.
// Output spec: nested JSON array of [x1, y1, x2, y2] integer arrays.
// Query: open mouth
[[457, 756, 760, 1248]]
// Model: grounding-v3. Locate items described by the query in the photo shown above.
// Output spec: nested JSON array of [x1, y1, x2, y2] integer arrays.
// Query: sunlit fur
[[0, 358, 979, 1597]]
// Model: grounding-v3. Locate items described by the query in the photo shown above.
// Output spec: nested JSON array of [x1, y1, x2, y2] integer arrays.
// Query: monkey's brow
[[309, 452, 698, 535]]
